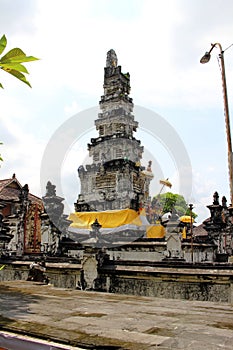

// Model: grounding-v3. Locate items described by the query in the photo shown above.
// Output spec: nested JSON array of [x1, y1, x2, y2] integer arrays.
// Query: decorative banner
[[24, 203, 43, 253]]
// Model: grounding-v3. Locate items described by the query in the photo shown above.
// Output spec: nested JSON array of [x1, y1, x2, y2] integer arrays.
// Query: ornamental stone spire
[[75, 50, 153, 212]]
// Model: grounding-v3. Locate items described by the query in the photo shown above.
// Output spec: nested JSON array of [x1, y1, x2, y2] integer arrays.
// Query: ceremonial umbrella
[[179, 215, 195, 223]]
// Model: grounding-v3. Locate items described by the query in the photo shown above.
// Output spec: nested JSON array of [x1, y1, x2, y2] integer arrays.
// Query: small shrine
[[0, 174, 43, 255], [202, 191, 233, 260], [0, 176, 70, 257]]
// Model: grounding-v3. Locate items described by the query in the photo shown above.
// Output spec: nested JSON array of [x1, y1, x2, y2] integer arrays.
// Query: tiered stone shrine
[[76, 49, 153, 212]]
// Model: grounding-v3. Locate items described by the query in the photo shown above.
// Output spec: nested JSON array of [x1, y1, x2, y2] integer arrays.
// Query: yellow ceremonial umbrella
[[179, 215, 195, 223], [158, 178, 172, 195], [159, 179, 172, 188]]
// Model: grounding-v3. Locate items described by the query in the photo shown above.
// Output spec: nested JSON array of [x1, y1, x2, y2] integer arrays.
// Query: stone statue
[[106, 49, 118, 68]]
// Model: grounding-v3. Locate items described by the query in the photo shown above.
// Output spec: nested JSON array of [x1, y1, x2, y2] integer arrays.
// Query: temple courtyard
[[0, 280, 232, 349]]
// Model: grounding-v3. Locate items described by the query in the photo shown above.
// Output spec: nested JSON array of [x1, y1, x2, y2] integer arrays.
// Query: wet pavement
[[0, 280, 233, 349]]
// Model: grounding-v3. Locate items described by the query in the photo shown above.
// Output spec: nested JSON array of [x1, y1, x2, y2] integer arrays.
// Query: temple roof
[[0, 174, 42, 204], [193, 223, 208, 236]]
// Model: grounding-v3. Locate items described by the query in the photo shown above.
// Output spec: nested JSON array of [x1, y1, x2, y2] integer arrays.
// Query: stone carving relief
[[81, 255, 98, 290]]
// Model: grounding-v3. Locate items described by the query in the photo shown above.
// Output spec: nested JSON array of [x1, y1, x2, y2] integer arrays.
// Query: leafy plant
[[152, 192, 197, 218], [0, 34, 39, 88]]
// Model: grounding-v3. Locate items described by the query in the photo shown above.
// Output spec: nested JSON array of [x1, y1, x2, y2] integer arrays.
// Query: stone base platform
[[0, 281, 233, 349]]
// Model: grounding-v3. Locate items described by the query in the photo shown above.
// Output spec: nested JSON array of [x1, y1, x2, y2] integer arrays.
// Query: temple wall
[[0, 262, 29, 282], [100, 264, 233, 303], [0, 261, 82, 289], [108, 242, 166, 262], [107, 242, 215, 264], [106, 274, 231, 303], [0, 259, 232, 304]]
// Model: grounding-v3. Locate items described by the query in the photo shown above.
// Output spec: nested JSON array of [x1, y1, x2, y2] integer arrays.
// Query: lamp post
[[189, 203, 194, 263], [200, 43, 233, 205]]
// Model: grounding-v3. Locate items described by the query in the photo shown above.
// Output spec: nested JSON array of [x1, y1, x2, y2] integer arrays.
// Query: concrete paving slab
[[0, 280, 233, 349]]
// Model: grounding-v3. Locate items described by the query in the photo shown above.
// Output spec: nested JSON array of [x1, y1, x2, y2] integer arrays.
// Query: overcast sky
[[1, 0, 233, 223]]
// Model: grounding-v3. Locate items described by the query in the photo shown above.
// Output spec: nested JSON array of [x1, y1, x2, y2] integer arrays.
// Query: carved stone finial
[[45, 181, 56, 197], [106, 49, 118, 68], [19, 184, 29, 199], [222, 196, 227, 208], [213, 191, 219, 205], [91, 218, 102, 232], [147, 160, 152, 172], [18, 184, 29, 210]]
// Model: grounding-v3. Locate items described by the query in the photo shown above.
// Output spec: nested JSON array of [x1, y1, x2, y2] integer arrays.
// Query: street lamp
[[200, 43, 233, 205], [189, 203, 194, 263]]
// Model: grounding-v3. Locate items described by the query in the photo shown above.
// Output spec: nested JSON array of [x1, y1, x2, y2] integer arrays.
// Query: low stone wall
[[46, 263, 82, 288], [0, 261, 82, 289], [108, 241, 166, 262], [107, 241, 216, 263], [0, 261, 29, 282], [100, 263, 233, 303], [109, 276, 230, 302]]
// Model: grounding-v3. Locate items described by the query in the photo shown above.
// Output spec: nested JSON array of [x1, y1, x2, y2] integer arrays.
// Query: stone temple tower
[[75, 49, 153, 212]]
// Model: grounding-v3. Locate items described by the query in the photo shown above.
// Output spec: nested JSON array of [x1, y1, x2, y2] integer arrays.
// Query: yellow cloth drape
[[182, 227, 187, 239], [146, 225, 166, 238], [69, 208, 142, 229]]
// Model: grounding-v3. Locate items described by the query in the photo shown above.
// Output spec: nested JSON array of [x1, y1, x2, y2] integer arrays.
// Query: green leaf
[[0, 36, 39, 88], [5, 69, 32, 88], [5, 55, 39, 64], [0, 35, 7, 55], [0, 47, 26, 62], [0, 48, 39, 64], [0, 62, 29, 74]]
